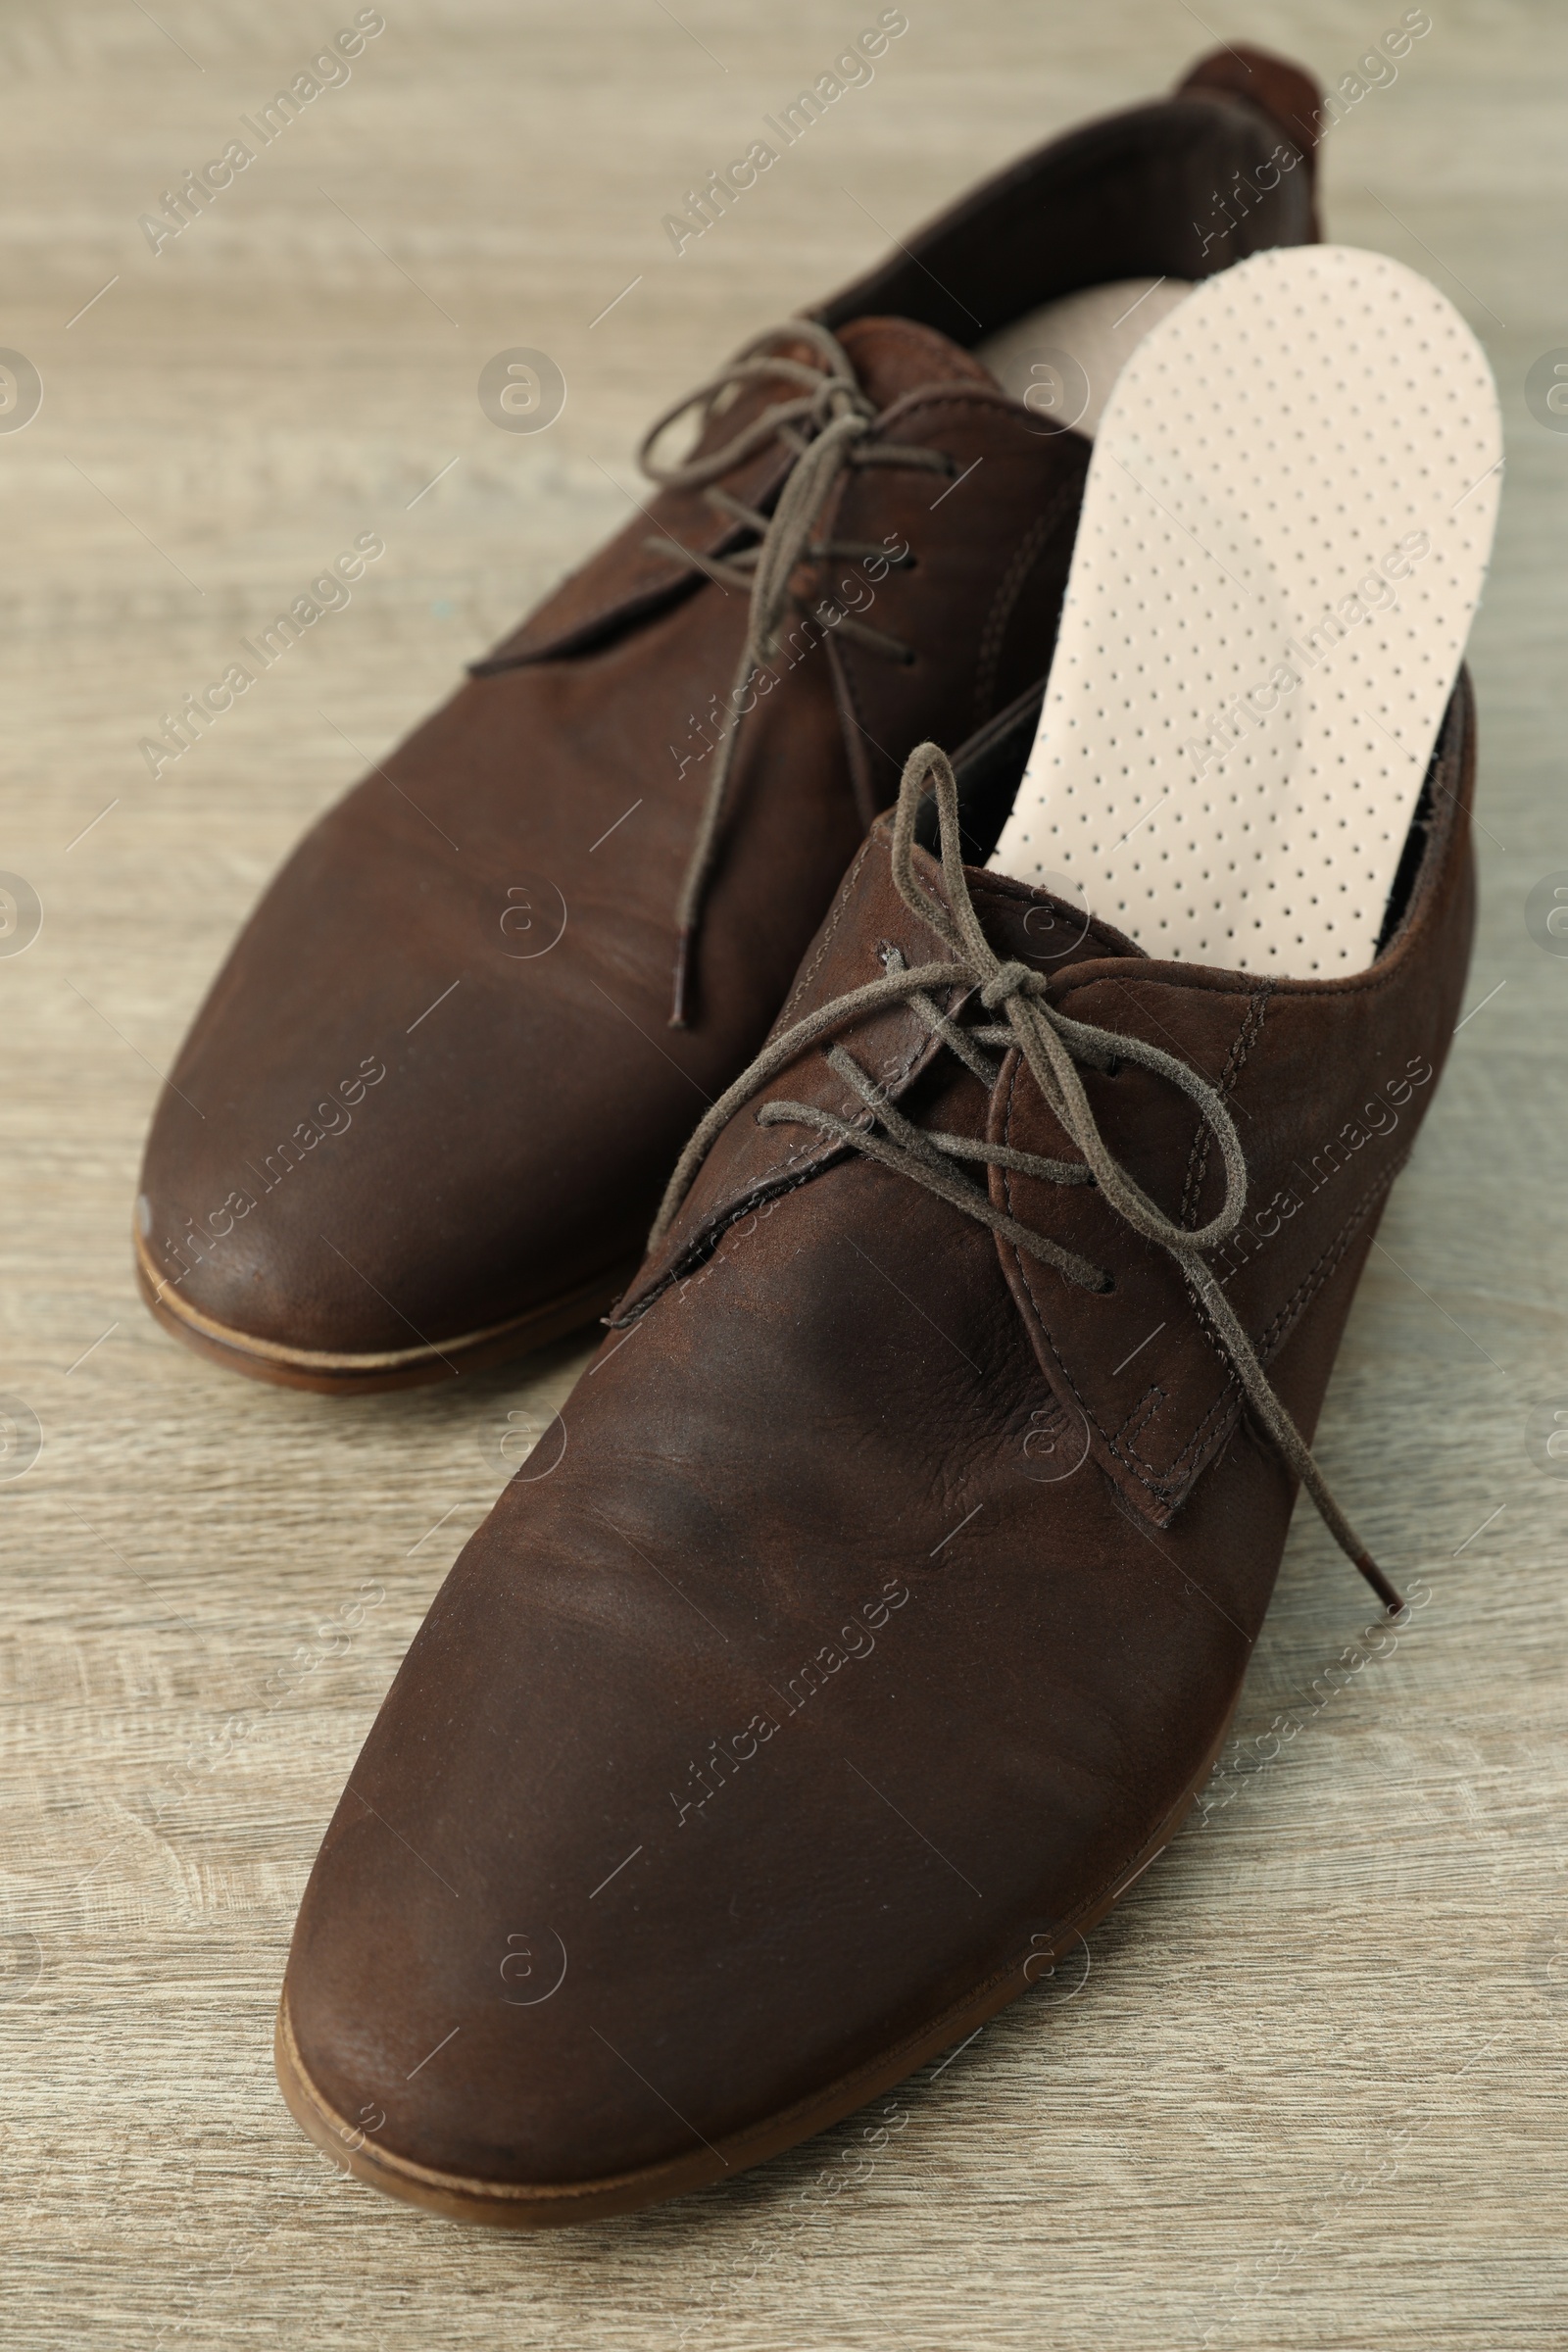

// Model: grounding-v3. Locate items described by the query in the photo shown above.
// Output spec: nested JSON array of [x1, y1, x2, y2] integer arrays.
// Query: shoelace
[[637, 320, 952, 1027], [651, 740, 1403, 1616]]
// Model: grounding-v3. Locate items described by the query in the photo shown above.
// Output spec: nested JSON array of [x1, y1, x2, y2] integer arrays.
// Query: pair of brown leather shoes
[[135, 48, 1489, 2226]]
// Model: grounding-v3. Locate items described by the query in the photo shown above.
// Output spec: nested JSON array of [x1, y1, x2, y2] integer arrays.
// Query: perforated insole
[[977, 276, 1195, 438], [990, 245, 1502, 974]]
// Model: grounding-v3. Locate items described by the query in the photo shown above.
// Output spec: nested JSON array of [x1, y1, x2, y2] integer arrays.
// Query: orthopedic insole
[[977, 276, 1195, 437], [990, 245, 1502, 974]]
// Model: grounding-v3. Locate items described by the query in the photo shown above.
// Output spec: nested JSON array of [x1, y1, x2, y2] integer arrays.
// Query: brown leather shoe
[[275, 678, 1475, 2224], [134, 45, 1322, 1392]]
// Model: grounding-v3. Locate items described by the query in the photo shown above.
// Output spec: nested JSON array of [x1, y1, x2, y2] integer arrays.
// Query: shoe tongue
[[834, 314, 999, 407]]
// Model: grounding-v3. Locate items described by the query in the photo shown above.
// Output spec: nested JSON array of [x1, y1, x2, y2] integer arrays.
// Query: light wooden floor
[[2, 3, 1565, 2344]]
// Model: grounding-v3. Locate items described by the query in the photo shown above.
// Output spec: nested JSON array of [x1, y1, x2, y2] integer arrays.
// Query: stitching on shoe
[[778, 833, 877, 1025], [1258, 1150, 1408, 1354], [1179, 982, 1272, 1227], [971, 481, 1077, 732], [1117, 1385, 1167, 1454], [973, 507, 1054, 731], [824, 609, 884, 832], [1001, 1048, 1411, 1508], [1137, 1150, 1411, 1484]]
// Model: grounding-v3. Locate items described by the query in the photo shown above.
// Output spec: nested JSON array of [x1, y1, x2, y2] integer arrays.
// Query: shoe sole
[[273, 1694, 1239, 2226], [133, 1226, 640, 1395]]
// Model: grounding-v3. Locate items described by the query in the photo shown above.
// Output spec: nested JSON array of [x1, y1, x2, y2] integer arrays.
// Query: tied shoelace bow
[[650, 741, 1403, 1617], [637, 319, 952, 1028]]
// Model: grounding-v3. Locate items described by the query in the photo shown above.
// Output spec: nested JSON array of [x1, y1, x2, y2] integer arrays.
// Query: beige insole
[[977, 274, 1194, 437], [988, 245, 1501, 975]]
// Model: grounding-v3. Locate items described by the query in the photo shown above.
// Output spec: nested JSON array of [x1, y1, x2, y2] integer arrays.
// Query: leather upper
[[281, 675, 1475, 2192], [136, 49, 1323, 1367], [136, 324, 1089, 1356], [627, 683, 1474, 1528]]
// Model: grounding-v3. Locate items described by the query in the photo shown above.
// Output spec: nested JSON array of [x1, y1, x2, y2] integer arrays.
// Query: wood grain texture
[[1, 2, 1564, 2344]]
